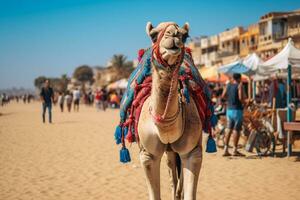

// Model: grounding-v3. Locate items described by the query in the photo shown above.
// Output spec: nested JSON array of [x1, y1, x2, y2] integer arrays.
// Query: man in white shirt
[[73, 88, 81, 112]]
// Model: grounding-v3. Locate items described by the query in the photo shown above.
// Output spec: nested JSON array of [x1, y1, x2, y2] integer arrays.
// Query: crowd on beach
[[3, 76, 299, 156], [38, 79, 123, 123], [0, 93, 35, 106], [210, 75, 300, 156], [54, 88, 122, 113]]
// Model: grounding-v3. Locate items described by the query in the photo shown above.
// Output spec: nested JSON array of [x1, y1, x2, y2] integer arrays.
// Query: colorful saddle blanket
[[115, 47, 217, 163]]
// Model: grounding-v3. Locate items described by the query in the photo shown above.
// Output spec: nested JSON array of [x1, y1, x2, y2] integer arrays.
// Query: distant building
[[200, 35, 221, 67], [93, 67, 120, 87], [257, 10, 300, 60], [287, 10, 300, 48], [258, 12, 289, 59], [187, 37, 202, 67], [219, 27, 244, 65], [239, 24, 259, 57], [67, 77, 92, 92], [188, 9, 300, 71]]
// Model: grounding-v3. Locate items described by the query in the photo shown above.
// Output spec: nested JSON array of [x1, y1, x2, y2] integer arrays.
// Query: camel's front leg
[[140, 148, 163, 200], [166, 150, 181, 200], [180, 145, 202, 200]]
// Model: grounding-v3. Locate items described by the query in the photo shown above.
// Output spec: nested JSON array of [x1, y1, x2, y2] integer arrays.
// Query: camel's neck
[[151, 64, 179, 122]]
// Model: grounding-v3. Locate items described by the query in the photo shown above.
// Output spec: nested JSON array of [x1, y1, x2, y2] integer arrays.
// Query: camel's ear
[[146, 22, 159, 43], [181, 22, 190, 43]]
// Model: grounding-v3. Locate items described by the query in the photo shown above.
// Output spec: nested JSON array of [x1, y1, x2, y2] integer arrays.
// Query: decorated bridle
[[149, 24, 185, 124]]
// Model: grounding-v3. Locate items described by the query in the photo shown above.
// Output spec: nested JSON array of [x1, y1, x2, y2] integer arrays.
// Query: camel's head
[[146, 22, 189, 66]]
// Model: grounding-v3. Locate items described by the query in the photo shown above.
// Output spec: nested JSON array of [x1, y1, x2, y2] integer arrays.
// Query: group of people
[[39, 79, 123, 123], [33, 74, 299, 158], [0, 93, 34, 106], [57, 90, 79, 113], [0, 93, 10, 106], [39, 80, 82, 123], [210, 72, 297, 157]]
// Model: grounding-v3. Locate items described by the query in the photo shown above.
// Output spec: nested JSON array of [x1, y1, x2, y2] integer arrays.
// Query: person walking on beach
[[0, 94, 3, 106], [40, 79, 54, 123], [222, 73, 245, 157], [269, 78, 286, 109], [73, 88, 80, 112], [58, 92, 65, 112], [100, 88, 108, 111], [23, 94, 27, 104], [95, 89, 101, 111], [65, 91, 73, 112]]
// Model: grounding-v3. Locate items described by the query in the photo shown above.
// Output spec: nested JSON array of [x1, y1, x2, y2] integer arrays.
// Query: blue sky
[[0, 0, 299, 89]]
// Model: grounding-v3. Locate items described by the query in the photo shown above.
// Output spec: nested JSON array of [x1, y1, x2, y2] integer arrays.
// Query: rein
[[149, 24, 185, 124]]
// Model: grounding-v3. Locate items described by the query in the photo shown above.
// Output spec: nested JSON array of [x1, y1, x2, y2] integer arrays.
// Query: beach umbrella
[[218, 53, 262, 76], [199, 66, 231, 83], [257, 38, 300, 156], [243, 53, 262, 73], [117, 78, 128, 89], [217, 60, 249, 75], [107, 78, 128, 90], [205, 73, 229, 83], [200, 66, 248, 83]]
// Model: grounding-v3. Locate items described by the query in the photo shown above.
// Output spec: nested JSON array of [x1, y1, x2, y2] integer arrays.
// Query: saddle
[[115, 47, 218, 163]]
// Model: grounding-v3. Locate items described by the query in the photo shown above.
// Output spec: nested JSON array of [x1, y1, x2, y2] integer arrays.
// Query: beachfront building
[[257, 12, 289, 60], [218, 27, 244, 65], [187, 37, 202, 67], [200, 35, 221, 67], [239, 24, 259, 57], [67, 78, 81, 91], [188, 8, 300, 80], [93, 67, 119, 87], [67, 77, 94, 92], [257, 10, 300, 60], [287, 10, 300, 48]]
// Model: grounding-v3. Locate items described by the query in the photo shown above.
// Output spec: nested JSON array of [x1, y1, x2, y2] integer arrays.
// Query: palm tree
[[110, 54, 134, 75], [111, 54, 127, 69]]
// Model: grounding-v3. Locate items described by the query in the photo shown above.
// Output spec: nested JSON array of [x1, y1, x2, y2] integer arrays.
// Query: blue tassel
[[123, 126, 128, 138], [120, 147, 131, 163], [114, 125, 122, 145], [183, 86, 190, 103], [206, 135, 217, 153], [211, 114, 218, 127]]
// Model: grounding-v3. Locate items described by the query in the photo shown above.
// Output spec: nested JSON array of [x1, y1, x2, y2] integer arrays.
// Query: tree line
[[34, 54, 134, 92]]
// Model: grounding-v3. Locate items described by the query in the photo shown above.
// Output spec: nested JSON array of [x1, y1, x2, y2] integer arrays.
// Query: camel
[[138, 22, 203, 200]]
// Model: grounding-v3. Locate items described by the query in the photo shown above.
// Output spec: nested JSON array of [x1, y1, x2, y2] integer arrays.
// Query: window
[[251, 36, 255, 45]]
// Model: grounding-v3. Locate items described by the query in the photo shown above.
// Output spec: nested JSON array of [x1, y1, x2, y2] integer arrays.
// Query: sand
[[0, 102, 299, 200]]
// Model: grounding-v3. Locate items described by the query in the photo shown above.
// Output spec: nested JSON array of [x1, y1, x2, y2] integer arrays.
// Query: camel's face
[[159, 25, 184, 57], [146, 22, 189, 66]]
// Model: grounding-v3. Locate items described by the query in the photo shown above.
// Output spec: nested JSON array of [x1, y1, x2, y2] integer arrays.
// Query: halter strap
[[149, 24, 185, 124]]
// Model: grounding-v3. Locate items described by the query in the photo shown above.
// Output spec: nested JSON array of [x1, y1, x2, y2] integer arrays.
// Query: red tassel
[[138, 49, 145, 62], [185, 47, 192, 56], [126, 126, 134, 143]]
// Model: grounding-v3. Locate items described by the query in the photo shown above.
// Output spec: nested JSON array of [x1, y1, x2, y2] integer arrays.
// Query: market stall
[[257, 38, 300, 156], [107, 78, 128, 90]]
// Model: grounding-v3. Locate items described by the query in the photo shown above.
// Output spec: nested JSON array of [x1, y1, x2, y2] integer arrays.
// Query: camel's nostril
[[174, 30, 178, 36], [170, 46, 179, 50]]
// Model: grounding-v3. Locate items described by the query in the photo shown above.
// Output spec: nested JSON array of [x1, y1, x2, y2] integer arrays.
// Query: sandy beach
[[0, 102, 299, 200]]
